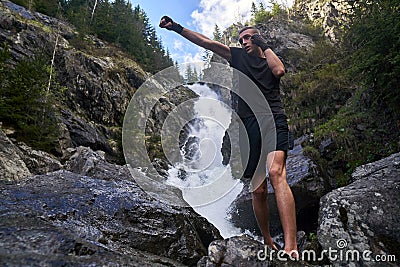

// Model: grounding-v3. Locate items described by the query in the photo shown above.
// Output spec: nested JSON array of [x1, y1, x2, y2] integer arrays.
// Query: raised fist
[[159, 16, 183, 34], [251, 34, 270, 52]]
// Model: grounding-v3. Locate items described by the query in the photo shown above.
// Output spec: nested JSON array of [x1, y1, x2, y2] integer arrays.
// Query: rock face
[[294, 0, 353, 42], [0, 146, 222, 266], [0, 0, 146, 160], [229, 138, 327, 238], [317, 152, 400, 266]]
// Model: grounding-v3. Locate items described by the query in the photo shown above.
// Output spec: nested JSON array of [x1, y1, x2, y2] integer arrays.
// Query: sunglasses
[[239, 34, 252, 45]]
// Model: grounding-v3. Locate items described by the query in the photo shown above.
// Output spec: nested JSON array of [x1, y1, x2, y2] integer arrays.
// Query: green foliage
[[250, 1, 287, 24], [213, 24, 222, 42], [10, 0, 173, 73], [297, 21, 324, 40], [80, 0, 173, 73], [271, 2, 286, 18], [11, 0, 61, 18], [284, 40, 354, 135], [308, 232, 317, 241], [284, 1, 400, 187], [0, 46, 63, 152], [345, 0, 400, 113]]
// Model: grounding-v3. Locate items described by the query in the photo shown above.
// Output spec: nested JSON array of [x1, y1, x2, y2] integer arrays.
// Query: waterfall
[[166, 83, 244, 238]]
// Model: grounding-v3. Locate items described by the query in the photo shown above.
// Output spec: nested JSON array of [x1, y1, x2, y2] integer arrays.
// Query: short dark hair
[[239, 26, 260, 35]]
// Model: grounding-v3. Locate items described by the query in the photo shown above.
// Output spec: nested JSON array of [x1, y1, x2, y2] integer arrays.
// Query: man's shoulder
[[229, 46, 243, 54], [229, 47, 244, 64]]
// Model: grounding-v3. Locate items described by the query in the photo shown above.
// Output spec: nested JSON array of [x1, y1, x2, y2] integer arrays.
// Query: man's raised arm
[[159, 16, 231, 61]]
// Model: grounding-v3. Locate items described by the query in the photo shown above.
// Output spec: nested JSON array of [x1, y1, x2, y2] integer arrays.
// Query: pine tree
[[0, 49, 63, 152], [251, 2, 258, 17], [213, 24, 222, 42]]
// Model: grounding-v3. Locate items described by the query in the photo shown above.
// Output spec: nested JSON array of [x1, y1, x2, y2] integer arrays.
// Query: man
[[159, 16, 298, 258]]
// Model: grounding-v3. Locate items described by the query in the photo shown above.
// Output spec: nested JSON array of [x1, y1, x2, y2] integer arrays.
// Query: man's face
[[239, 29, 258, 54]]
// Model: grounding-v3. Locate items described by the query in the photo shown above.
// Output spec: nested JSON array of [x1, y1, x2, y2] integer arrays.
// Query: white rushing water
[[166, 83, 244, 238]]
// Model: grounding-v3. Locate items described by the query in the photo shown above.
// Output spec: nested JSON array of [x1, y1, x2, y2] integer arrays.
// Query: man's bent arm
[[251, 34, 285, 78], [264, 48, 285, 78], [180, 28, 232, 61]]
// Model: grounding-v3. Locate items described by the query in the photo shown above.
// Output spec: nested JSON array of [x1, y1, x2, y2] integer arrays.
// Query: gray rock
[[294, 0, 353, 42], [229, 138, 326, 237], [17, 142, 62, 175], [0, 212, 186, 267], [61, 110, 113, 154], [197, 234, 311, 267], [317, 152, 400, 267], [0, 128, 31, 181], [0, 168, 222, 266]]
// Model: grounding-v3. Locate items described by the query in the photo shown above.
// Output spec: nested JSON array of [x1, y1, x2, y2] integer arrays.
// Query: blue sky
[[129, 0, 294, 65]]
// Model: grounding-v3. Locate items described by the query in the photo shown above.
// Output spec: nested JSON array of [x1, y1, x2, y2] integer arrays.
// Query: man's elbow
[[273, 67, 285, 78]]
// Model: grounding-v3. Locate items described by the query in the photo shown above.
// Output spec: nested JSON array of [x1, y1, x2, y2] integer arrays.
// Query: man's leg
[[252, 178, 277, 249], [267, 150, 298, 255]]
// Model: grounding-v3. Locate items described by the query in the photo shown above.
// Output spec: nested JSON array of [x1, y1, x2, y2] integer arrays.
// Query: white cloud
[[173, 39, 184, 51], [190, 0, 293, 37], [172, 48, 204, 64]]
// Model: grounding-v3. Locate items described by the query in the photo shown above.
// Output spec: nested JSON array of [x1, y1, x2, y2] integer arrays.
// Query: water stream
[[166, 83, 244, 238]]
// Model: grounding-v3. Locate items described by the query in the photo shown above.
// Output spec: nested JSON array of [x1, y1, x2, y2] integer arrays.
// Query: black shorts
[[239, 114, 289, 178]]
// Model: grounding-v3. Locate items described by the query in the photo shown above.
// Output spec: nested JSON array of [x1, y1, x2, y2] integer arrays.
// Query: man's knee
[[269, 165, 283, 178], [269, 168, 286, 189], [252, 181, 268, 197]]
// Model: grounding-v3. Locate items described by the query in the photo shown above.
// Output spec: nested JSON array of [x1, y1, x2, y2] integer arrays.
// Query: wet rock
[[0, 168, 222, 266], [0, 212, 186, 267], [229, 137, 326, 237], [317, 152, 400, 266]]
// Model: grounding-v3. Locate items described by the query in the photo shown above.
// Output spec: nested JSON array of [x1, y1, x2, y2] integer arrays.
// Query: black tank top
[[229, 47, 285, 118]]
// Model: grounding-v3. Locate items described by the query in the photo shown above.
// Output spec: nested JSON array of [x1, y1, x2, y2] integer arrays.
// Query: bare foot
[[264, 237, 279, 250]]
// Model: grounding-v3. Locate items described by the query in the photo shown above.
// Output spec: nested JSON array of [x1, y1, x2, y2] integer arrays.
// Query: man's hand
[[251, 34, 270, 52], [159, 16, 183, 34]]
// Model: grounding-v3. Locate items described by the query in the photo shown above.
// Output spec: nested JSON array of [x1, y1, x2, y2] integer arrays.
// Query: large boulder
[[317, 152, 400, 266], [0, 146, 223, 266], [229, 138, 326, 238], [0, 127, 62, 180]]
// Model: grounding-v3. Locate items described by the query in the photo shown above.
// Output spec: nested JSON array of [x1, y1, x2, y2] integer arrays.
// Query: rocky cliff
[[293, 0, 353, 42], [1, 0, 147, 163]]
